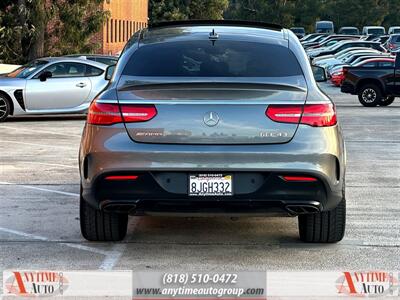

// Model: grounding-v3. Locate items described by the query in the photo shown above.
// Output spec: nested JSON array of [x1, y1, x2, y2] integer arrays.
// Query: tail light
[[282, 176, 317, 182], [343, 67, 348, 77], [266, 103, 337, 127], [87, 100, 157, 125], [332, 71, 343, 76], [105, 175, 139, 180]]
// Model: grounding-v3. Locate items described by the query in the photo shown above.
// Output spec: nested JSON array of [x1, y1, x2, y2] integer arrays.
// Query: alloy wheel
[[0, 96, 8, 120], [362, 88, 377, 104]]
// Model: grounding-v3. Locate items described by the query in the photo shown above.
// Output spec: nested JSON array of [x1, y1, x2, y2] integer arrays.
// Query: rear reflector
[[282, 176, 317, 182], [87, 100, 157, 125], [266, 103, 337, 127], [105, 175, 139, 180]]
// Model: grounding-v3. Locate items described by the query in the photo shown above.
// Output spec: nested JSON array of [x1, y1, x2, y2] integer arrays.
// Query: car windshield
[[291, 28, 304, 33], [8, 60, 48, 78], [341, 29, 358, 35], [368, 29, 385, 35], [392, 29, 400, 34], [391, 35, 400, 43]]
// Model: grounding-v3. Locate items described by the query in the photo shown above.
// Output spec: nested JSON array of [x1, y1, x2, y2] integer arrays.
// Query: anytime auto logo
[[336, 271, 399, 297], [4, 271, 69, 297]]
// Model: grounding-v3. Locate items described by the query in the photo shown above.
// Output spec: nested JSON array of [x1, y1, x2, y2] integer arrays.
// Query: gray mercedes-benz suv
[[79, 21, 346, 243]]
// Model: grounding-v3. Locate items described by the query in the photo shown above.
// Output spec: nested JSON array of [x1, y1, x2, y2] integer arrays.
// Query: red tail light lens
[[105, 175, 139, 180], [265, 105, 302, 124], [120, 105, 157, 123], [87, 102, 122, 125], [266, 103, 337, 127], [282, 176, 317, 182], [301, 103, 337, 127], [87, 100, 157, 125]]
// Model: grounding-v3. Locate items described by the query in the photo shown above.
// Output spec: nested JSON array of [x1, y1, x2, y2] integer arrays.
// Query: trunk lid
[[117, 77, 307, 145]]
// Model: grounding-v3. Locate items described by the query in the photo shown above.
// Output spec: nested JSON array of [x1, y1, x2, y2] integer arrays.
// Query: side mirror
[[105, 64, 116, 81], [312, 65, 327, 82], [39, 71, 52, 82]]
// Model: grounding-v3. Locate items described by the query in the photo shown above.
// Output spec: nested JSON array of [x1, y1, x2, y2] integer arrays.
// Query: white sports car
[[0, 57, 110, 121]]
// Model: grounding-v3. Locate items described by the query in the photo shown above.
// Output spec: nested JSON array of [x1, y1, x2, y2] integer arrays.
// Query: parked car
[[307, 40, 386, 60], [290, 27, 306, 39], [64, 54, 118, 66], [300, 33, 327, 42], [301, 34, 330, 48], [338, 27, 359, 35], [362, 26, 386, 37], [327, 53, 393, 77], [313, 48, 378, 68], [388, 26, 400, 34], [0, 57, 109, 121], [315, 21, 334, 34], [385, 34, 400, 52], [313, 47, 374, 63], [341, 54, 400, 106], [304, 35, 360, 50], [320, 49, 381, 73], [331, 57, 394, 87], [79, 20, 346, 243], [372, 35, 390, 44]]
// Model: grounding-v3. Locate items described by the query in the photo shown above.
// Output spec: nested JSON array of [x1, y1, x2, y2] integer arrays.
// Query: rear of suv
[[79, 20, 346, 243]]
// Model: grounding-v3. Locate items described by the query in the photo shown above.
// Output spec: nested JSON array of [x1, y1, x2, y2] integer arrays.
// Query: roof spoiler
[[149, 20, 283, 31]]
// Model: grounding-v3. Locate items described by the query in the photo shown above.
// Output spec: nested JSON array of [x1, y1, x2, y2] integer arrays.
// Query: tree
[[0, 0, 108, 64], [46, 0, 109, 56], [149, 0, 229, 24]]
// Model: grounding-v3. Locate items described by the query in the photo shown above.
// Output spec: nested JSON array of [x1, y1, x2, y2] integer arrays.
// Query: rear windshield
[[122, 40, 303, 77], [368, 29, 385, 35], [341, 29, 358, 35], [291, 28, 305, 33]]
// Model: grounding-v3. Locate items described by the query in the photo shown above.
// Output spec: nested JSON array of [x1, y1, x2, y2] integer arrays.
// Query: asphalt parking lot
[[0, 83, 399, 275]]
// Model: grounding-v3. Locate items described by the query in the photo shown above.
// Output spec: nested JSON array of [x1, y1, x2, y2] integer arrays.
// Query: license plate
[[189, 174, 233, 196]]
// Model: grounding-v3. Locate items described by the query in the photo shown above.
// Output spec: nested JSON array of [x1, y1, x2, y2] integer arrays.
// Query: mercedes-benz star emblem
[[203, 111, 220, 127]]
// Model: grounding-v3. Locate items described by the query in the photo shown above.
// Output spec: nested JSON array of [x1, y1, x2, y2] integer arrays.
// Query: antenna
[[209, 29, 219, 45]]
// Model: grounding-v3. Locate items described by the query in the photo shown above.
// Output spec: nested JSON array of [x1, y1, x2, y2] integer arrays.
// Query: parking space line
[[1, 140, 76, 149], [0, 227, 48, 241], [0, 125, 81, 138], [0, 226, 109, 255], [0, 182, 131, 270], [99, 243, 127, 270], [0, 182, 79, 197], [23, 162, 77, 169]]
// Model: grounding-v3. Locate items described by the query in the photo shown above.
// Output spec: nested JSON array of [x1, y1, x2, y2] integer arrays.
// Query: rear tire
[[358, 84, 382, 107], [0, 94, 10, 122], [379, 96, 395, 106], [80, 191, 128, 241], [298, 198, 346, 243]]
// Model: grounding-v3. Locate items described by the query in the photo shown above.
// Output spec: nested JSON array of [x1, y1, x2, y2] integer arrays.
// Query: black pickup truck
[[341, 55, 399, 107]]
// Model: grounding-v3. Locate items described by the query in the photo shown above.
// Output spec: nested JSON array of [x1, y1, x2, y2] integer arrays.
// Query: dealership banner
[[2, 271, 400, 298], [2, 270, 132, 298]]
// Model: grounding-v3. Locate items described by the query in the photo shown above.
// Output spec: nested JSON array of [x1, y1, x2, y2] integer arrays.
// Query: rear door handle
[[76, 82, 87, 88]]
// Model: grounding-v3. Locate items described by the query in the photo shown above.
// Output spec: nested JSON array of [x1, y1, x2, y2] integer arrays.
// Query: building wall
[[94, 0, 148, 55]]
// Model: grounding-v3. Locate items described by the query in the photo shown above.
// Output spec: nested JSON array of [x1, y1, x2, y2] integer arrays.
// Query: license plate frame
[[188, 174, 233, 196]]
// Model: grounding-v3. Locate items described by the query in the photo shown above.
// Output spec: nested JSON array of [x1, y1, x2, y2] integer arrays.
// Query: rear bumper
[[341, 82, 356, 94], [82, 171, 329, 216], [80, 123, 346, 215]]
